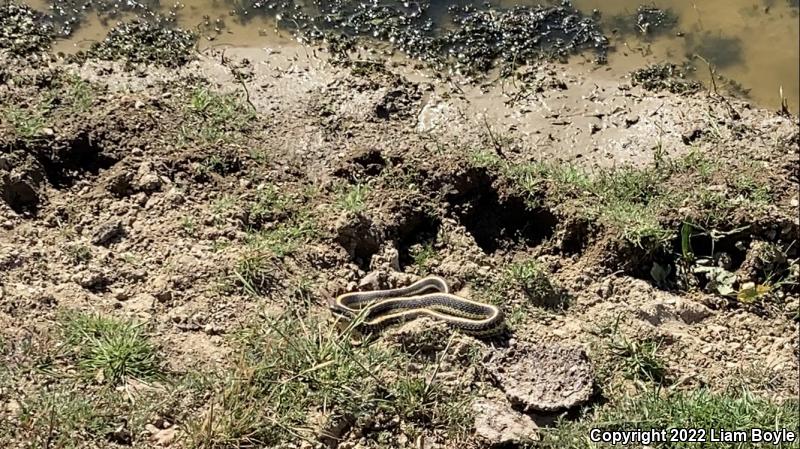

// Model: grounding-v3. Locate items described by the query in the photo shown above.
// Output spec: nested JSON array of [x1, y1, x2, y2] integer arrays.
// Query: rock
[[358, 271, 383, 290], [153, 427, 176, 446], [473, 397, 538, 446], [112, 288, 129, 302], [106, 169, 134, 196], [73, 270, 108, 290], [91, 219, 124, 246], [123, 293, 155, 315], [675, 298, 712, 324], [146, 423, 176, 446], [383, 317, 453, 354], [416, 102, 451, 133], [369, 244, 400, 272], [0, 153, 44, 212], [637, 300, 679, 326], [150, 275, 173, 302], [597, 278, 614, 299], [487, 341, 594, 412], [136, 162, 162, 193]]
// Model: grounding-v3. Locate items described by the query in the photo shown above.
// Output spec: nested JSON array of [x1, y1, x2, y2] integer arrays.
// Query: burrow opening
[[446, 168, 557, 254], [394, 212, 442, 269], [625, 223, 798, 293], [37, 133, 117, 189]]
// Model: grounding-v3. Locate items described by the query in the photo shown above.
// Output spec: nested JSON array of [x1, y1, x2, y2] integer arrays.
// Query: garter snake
[[329, 276, 505, 337]]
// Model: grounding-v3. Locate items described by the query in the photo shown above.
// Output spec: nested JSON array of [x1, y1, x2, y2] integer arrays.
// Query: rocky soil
[[0, 2, 798, 448]]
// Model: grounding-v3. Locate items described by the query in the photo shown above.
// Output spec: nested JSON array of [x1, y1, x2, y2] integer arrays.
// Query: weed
[[10, 388, 112, 449], [601, 201, 673, 248], [181, 215, 197, 236], [186, 315, 390, 446], [247, 213, 319, 257], [505, 260, 558, 304], [184, 313, 475, 447], [336, 183, 369, 213], [538, 388, 799, 449], [180, 87, 255, 146], [211, 194, 237, 223], [2, 104, 47, 138], [287, 276, 316, 310], [64, 244, 92, 264], [60, 312, 161, 384], [410, 243, 437, 271], [608, 336, 667, 383], [201, 153, 241, 175], [58, 74, 94, 113], [232, 250, 280, 296], [249, 184, 293, 225]]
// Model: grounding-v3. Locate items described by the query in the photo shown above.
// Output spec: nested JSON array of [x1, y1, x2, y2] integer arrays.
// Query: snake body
[[329, 276, 504, 337]]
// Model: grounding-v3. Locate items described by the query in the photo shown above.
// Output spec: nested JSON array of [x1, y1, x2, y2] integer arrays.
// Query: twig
[[422, 334, 454, 401], [482, 114, 505, 157], [238, 79, 256, 113], [44, 405, 56, 449], [694, 54, 741, 120]]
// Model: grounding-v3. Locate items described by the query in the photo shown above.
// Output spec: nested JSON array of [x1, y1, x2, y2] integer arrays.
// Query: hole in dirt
[[559, 218, 591, 255], [677, 231, 749, 271], [335, 213, 382, 271], [623, 225, 791, 292], [332, 149, 391, 182], [395, 212, 442, 269], [38, 133, 117, 188], [446, 170, 557, 254]]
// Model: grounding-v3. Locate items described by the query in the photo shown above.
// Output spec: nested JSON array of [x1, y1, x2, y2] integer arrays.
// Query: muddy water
[[27, 0, 799, 112], [571, 0, 800, 112]]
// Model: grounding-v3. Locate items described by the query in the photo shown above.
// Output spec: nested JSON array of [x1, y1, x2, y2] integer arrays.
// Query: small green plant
[[336, 183, 369, 213], [247, 214, 319, 257], [180, 87, 255, 145], [60, 74, 94, 113], [540, 388, 799, 449], [249, 184, 292, 225], [2, 104, 46, 138], [608, 336, 667, 383], [211, 194, 237, 223], [181, 216, 197, 236], [60, 312, 161, 384], [233, 250, 279, 296], [12, 388, 112, 449], [505, 260, 559, 305], [410, 243, 436, 270], [64, 244, 92, 264]]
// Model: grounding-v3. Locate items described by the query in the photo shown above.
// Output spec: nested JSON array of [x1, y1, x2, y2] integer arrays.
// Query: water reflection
[[24, 0, 800, 111]]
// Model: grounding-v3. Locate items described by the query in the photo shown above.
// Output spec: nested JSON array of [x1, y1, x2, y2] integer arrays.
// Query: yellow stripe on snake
[[329, 276, 505, 337]]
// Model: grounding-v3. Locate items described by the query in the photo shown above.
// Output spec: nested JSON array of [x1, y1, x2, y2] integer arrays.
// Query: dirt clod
[[473, 396, 539, 446], [91, 218, 124, 246], [488, 341, 594, 412]]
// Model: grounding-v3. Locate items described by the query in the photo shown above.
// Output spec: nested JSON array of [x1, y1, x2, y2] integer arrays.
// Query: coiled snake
[[329, 276, 505, 336]]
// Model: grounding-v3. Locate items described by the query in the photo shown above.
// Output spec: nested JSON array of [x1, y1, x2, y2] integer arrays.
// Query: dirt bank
[[1, 4, 798, 448]]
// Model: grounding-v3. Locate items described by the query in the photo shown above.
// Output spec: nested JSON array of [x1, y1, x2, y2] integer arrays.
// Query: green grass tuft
[[540, 388, 799, 449], [184, 314, 474, 447], [336, 183, 370, 213], [180, 87, 255, 146], [60, 312, 161, 384]]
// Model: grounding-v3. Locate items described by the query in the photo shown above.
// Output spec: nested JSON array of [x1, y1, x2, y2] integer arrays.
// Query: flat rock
[[675, 298, 712, 324], [91, 218, 124, 246], [488, 341, 594, 412], [473, 396, 538, 446]]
